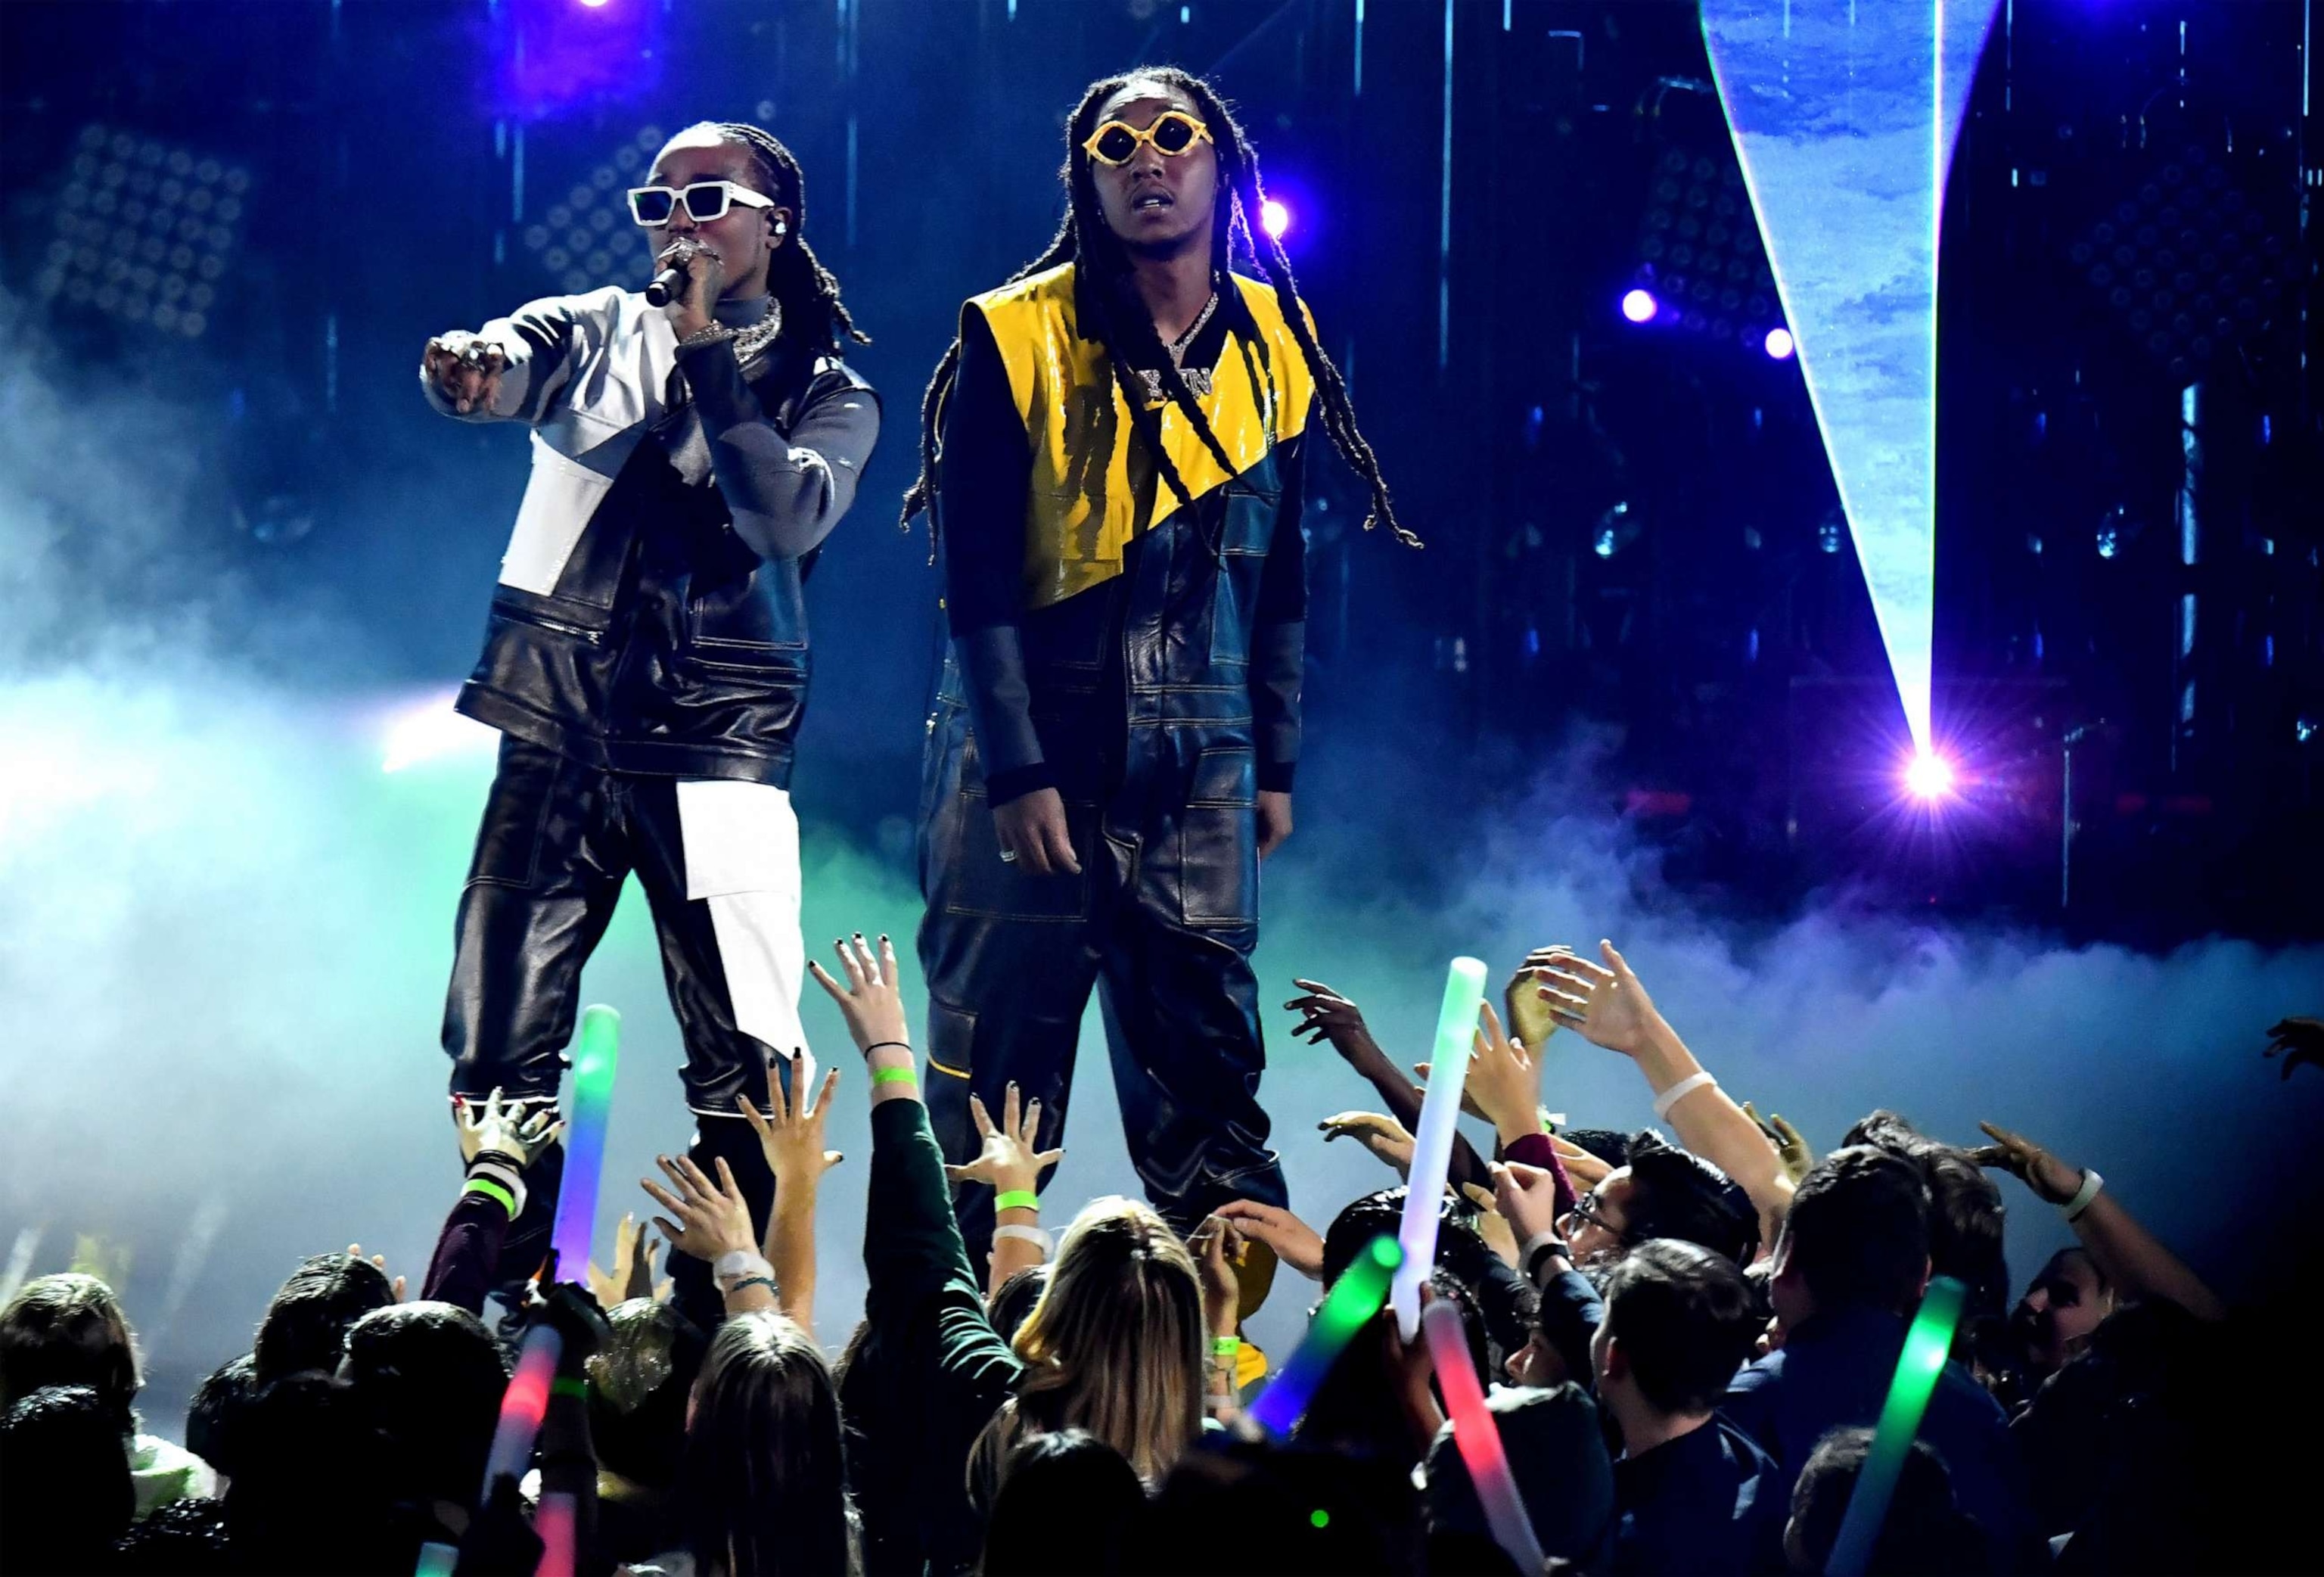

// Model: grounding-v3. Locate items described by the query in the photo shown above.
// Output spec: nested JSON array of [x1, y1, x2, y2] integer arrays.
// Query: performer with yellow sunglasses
[[900, 67, 1417, 1271]]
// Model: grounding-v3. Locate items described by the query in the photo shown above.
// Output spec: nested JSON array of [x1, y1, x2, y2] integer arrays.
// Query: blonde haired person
[[809, 935, 1240, 1569]]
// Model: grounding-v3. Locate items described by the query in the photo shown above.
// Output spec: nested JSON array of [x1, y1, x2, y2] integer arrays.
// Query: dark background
[[3, 0, 2316, 941]]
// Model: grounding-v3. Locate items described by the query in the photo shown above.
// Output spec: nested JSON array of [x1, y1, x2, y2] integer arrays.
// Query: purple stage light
[[1620, 288, 1658, 324], [1260, 199, 1291, 240], [1904, 750, 1955, 801], [1763, 326, 1795, 359], [579, 0, 610, 8]]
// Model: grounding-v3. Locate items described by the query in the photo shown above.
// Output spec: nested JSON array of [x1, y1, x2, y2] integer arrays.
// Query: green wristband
[[996, 1190, 1039, 1214], [463, 1177, 517, 1215], [550, 1376, 588, 1401], [1212, 1336, 1241, 1357], [872, 1065, 918, 1085]]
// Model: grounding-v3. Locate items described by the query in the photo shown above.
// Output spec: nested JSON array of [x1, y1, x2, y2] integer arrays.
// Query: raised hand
[[421, 331, 507, 415], [1742, 1101, 1814, 1185], [1505, 947, 1576, 1056], [1318, 1110, 1415, 1177], [587, 1213, 666, 1308], [943, 1081, 1063, 1196], [1188, 1215, 1246, 1337], [806, 932, 911, 1054], [1283, 978, 1390, 1068], [344, 1243, 407, 1304], [1535, 940, 1661, 1056], [2265, 1017, 2324, 1081], [640, 1154, 758, 1263], [1213, 1199, 1326, 1281], [1970, 1121, 2084, 1205], [1466, 1001, 1543, 1143], [1488, 1161, 1564, 1249], [1459, 1184, 1521, 1268], [456, 1086, 564, 1168], [742, 1051, 845, 1188]]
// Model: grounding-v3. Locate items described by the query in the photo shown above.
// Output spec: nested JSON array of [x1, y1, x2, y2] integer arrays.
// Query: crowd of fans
[[5, 939, 2316, 1575]]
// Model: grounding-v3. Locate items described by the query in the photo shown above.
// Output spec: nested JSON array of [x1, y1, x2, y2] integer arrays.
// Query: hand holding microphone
[[650, 237, 725, 328]]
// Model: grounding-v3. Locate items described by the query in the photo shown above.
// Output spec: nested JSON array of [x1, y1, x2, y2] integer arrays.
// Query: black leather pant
[[917, 705, 1290, 1267], [440, 736, 788, 1323]]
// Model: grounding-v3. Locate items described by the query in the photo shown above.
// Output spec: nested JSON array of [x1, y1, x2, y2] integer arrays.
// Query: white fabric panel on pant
[[676, 779, 807, 1056]]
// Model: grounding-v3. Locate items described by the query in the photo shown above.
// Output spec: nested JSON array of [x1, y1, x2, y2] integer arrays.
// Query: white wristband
[[2060, 1168, 2104, 1222], [713, 1250, 775, 1289], [992, 1224, 1053, 1257], [1652, 1071, 1717, 1121]]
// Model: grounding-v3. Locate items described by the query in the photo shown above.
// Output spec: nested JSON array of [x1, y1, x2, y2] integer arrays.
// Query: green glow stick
[[1247, 1236, 1403, 1436], [1825, 1275, 1967, 1577], [1393, 956, 1489, 1336]]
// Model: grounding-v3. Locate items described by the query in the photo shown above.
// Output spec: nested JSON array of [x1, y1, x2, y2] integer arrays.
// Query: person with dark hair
[[981, 1429, 1147, 1577], [1725, 1148, 2037, 1569], [417, 116, 879, 1324], [1783, 1428, 1992, 1575], [222, 1370, 399, 1575], [253, 1252, 396, 1383], [651, 1309, 854, 1577], [1842, 1110, 2012, 1333], [0, 1272, 217, 1518], [1142, 1433, 1423, 1576], [338, 1301, 510, 1531], [987, 1262, 1051, 1346], [184, 1353, 257, 1488], [903, 65, 1413, 1269], [1591, 1241, 1782, 1575], [1421, 1383, 1617, 1576], [0, 1383, 136, 1572]]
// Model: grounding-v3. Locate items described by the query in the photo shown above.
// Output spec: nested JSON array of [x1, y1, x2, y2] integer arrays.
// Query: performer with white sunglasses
[[418, 121, 878, 1324]]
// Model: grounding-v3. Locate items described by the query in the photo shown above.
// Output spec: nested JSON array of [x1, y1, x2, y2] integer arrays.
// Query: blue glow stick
[[1825, 1276, 1968, 1577], [548, 1003, 620, 1283], [1393, 956, 1488, 1337], [1247, 1236, 1402, 1437]]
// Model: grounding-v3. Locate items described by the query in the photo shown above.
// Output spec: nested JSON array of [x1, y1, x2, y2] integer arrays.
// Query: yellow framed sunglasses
[[1083, 109, 1214, 167]]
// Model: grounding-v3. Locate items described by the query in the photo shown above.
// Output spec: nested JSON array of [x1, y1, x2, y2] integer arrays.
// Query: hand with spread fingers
[[1319, 1110, 1415, 1177], [743, 1050, 846, 1189], [1464, 1000, 1545, 1145], [588, 1213, 668, 1308], [640, 1154, 759, 1263], [807, 932, 912, 1054], [1534, 940, 1662, 1056], [2265, 1016, 2324, 1081], [456, 1086, 564, 1168], [944, 1081, 1064, 1196], [1507, 946, 1577, 1055], [344, 1244, 407, 1304], [1283, 978, 1393, 1071]]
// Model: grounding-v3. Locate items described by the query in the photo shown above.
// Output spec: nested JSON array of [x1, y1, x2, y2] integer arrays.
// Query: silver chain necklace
[[1139, 284, 1219, 403]]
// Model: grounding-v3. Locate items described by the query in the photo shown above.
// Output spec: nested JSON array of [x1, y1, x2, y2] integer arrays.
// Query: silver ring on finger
[[998, 849, 1019, 864]]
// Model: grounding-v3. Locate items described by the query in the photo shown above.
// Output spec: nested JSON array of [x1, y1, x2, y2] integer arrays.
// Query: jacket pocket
[[1179, 745, 1258, 928]]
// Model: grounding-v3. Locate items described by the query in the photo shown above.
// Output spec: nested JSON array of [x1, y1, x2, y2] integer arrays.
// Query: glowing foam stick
[[548, 1003, 620, 1283], [412, 1541, 457, 1577], [533, 1490, 577, 1577], [479, 1323, 563, 1497], [1421, 1299, 1546, 1577], [1247, 1236, 1402, 1437], [1825, 1275, 1968, 1577], [1392, 956, 1488, 1336]]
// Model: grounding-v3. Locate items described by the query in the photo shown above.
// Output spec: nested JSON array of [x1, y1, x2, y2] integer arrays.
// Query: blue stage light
[[1904, 749, 1955, 801], [1763, 326, 1794, 359], [1260, 199, 1291, 241], [1703, 0, 2003, 758], [1621, 288, 1658, 324]]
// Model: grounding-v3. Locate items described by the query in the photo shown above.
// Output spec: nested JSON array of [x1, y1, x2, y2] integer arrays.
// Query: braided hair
[[899, 69, 1415, 549], [679, 120, 869, 357]]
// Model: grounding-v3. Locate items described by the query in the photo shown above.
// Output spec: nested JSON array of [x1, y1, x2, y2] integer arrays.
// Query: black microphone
[[645, 266, 686, 308]]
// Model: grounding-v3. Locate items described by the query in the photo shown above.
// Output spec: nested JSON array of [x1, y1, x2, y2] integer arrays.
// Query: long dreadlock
[[899, 69, 1416, 550], [680, 120, 870, 358]]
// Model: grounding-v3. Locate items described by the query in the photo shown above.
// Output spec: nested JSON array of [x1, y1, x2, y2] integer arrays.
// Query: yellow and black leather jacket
[[931, 260, 1313, 806]]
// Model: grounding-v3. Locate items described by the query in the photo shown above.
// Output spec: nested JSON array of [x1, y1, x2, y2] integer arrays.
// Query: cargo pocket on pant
[[1179, 747, 1259, 928]]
